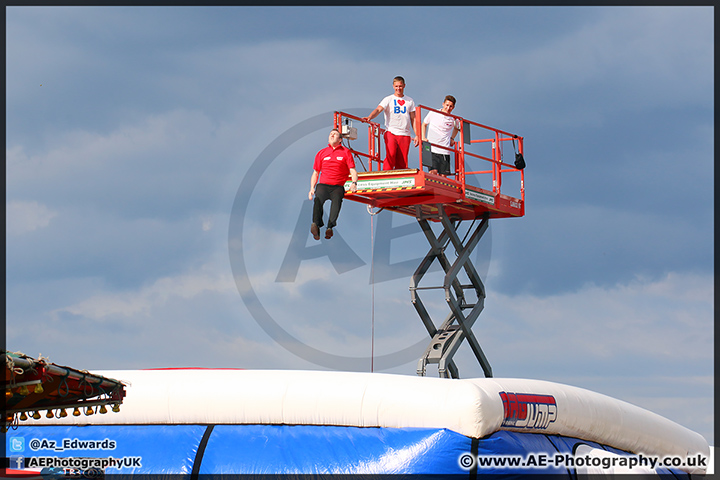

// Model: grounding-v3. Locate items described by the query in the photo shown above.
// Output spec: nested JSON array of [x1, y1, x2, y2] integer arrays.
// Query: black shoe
[[310, 223, 320, 240], [325, 228, 333, 239]]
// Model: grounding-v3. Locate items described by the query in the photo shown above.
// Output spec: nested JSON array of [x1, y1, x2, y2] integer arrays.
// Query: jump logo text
[[500, 392, 558, 429]]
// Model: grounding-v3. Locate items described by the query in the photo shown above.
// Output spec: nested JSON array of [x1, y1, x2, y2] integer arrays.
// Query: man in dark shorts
[[421, 95, 459, 176]]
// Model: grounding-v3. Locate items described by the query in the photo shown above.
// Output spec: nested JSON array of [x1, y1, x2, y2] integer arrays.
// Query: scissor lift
[[334, 108, 525, 378]]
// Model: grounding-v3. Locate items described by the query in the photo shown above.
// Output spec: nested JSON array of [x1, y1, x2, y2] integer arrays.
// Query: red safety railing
[[333, 111, 386, 172], [414, 105, 525, 203], [333, 108, 525, 204]]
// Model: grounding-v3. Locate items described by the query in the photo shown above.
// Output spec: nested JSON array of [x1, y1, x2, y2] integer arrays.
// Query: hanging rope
[[366, 203, 383, 373], [343, 129, 375, 371], [369, 210, 376, 373]]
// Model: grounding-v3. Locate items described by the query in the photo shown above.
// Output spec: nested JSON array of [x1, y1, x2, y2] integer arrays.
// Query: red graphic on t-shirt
[[397, 99, 405, 106]]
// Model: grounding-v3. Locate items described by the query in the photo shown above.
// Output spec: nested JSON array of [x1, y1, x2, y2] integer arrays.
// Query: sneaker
[[310, 223, 320, 240], [325, 228, 333, 239]]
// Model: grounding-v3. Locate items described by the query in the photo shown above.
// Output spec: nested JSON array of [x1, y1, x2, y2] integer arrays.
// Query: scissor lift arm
[[412, 207, 492, 378]]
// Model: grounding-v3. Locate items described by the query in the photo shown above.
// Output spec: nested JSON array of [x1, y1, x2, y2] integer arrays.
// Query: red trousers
[[383, 131, 411, 170]]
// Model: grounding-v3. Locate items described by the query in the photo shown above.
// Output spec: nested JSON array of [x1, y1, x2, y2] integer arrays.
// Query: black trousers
[[313, 183, 345, 229]]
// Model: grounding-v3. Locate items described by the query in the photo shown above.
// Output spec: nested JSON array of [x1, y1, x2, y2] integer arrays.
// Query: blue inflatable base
[[6, 424, 692, 477]]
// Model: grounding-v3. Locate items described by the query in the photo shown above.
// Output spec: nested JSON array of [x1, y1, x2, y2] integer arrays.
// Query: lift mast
[[335, 108, 525, 378]]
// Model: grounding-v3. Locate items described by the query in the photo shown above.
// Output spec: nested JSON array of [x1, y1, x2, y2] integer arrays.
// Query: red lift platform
[[334, 108, 525, 222], [332, 109, 526, 379]]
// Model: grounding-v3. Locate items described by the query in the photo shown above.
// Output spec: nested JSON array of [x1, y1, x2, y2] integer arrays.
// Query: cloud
[[477, 7, 713, 114], [489, 201, 713, 296], [5, 207, 226, 289], [53, 265, 236, 321], [6, 109, 234, 217], [481, 271, 713, 377], [6, 200, 58, 235]]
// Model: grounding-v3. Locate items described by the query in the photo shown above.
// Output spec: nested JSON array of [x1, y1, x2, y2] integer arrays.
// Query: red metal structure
[[333, 108, 524, 221], [3, 351, 126, 429], [332, 109, 526, 379]]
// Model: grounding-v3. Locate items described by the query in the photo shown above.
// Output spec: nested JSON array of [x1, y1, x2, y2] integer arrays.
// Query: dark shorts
[[431, 153, 451, 175]]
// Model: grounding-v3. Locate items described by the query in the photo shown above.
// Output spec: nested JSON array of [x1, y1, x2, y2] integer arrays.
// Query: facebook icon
[[10, 456, 25, 469]]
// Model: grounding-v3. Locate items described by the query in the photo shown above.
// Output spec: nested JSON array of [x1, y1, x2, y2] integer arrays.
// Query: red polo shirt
[[313, 144, 355, 186]]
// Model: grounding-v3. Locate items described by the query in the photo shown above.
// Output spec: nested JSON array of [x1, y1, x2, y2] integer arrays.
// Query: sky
[[5, 6, 714, 445]]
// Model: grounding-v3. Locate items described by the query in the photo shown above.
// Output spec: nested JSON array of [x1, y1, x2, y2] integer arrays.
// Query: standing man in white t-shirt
[[362, 76, 419, 170], [421, 95, 460, 176]]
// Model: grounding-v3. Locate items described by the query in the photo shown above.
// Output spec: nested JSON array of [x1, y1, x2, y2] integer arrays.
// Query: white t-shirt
[[378, 94, 416, 136], [423, 110, 459, 154]]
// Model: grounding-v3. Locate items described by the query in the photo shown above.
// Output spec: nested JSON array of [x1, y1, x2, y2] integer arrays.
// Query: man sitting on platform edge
[[309, 128, 358, 240]]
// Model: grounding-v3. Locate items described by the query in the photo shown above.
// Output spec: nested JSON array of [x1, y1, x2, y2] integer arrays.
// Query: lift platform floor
[[344, 169, 524, 221]]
